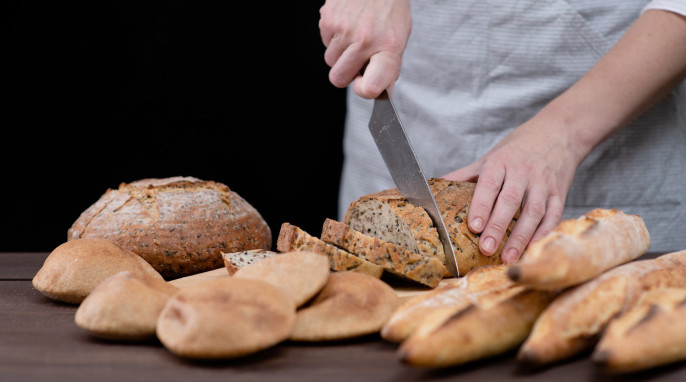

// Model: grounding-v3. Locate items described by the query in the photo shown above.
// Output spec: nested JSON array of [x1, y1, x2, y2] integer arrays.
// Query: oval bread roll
[[75, 271, 178, 340], [233, 251, 329, 307], [156, 277, 295, 359], [289, 271, 400, 342], [32, 238, 163, 304]]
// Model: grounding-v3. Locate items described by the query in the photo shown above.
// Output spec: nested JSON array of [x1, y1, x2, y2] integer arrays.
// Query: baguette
[[518, 250, 686, 366], [508, 209, 650, 290], [593, 287, 686, 373], [321, 218, 446, 288], [276, 222, 383, 278], [380, 264, 515, 343], [344, 178, 515, 275], [398, 287, 555, 367]]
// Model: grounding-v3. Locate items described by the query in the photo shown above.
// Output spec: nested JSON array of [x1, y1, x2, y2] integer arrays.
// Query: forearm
[[536, 9, 686, 164]]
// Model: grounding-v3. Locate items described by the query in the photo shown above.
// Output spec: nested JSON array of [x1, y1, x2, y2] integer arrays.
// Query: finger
[[467, 163, 505, 234], [352, 51, 401, 98], [478, 176, 527, 256], [500, 186, 548, 264], [530, 194, 565, 244], [442, 161, 480, 182], [323, 33, 346, 67], [328, 42, 370, 89]]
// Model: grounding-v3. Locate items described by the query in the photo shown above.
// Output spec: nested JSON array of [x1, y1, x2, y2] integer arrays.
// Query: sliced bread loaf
[[276, 222, 383, 279], [320, 218, 446, 288], [344, 178, 516, 275], [222, 249, 280, 275]]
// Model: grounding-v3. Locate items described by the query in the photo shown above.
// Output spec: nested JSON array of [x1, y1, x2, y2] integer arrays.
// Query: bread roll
[[68, 176, 272, 279], [321, 218, 446, 288], [593, 287, 686, 373], [75, 271, 178, 340], [156, 277, 295, 359], [518, 250, 686, 366], [233, 251, 329, 307], [32, 238, 163, 304], [508, 209, 650, 290], [344, 178, 516, 275], [289, 271, 400, 342]]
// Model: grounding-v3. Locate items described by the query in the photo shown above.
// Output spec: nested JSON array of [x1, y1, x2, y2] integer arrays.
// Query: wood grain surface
[[2, 252, 685, 382]]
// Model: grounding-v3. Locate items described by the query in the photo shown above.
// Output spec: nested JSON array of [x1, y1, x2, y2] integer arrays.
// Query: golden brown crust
[[398, 288, 555, 367], [32, 238, 164, 304], [509, 208, 650, 290], [518, 250, 686, 366], [320, 219, 446, 288], [276, 222, 384, 279], [74, 271, 178, 341], [344, 179, 515, 276], [593, 287, 686, 373], [289, 271, 400, 341], [233, 251, 330, 307], [67, 177, 272, 279], [156, 277, 295, 359]]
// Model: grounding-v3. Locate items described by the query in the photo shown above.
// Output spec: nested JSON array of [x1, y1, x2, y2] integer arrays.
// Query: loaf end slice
[[276, 222, 383, 279]]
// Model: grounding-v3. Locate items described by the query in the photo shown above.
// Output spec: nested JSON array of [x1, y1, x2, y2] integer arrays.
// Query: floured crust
[[320, 219, 446, 288], [156, 277, 295, 359], [593, 286, 686, 373], [233, 251, 330, 307], [509, 208, 650, 290], [289, 271, 400, 341], [68, 176, 272, 279], [344, 179, 515, 276], [276, 222, 383, 279], [75, 271, 178, 340], [518, 250, 686, 366], [32, 238, 164, 304]]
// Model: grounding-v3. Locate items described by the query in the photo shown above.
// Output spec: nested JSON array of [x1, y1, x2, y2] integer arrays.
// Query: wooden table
[[3, 252, 686, 382]]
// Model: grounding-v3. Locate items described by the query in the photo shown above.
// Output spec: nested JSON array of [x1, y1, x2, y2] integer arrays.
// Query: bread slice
[[518, 250, 686, 366], [344, 178, 515, 275], [508, 208, 650, 290], [397, 287, 555, 367], [320, 218, 446, 288], [222, 249, 280, 275], [276, 222, 383, 279], [593, 287, 686, 373]]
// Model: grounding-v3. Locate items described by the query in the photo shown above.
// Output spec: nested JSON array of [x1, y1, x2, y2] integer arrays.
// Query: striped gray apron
[[338, 0, 686, 252]]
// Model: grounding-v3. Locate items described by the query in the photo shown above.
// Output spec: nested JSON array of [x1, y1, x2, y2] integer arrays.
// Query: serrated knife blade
[[368, 89, 459, 277]]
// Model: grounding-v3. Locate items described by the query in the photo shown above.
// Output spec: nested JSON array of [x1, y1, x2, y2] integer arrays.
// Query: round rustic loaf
[[67, 176, 272, 279]]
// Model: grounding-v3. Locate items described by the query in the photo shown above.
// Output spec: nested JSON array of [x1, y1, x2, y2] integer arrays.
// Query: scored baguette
[[398, 287, 555, 367], [276, 222, 383, 279], [508, 208, 650, 290], [518, 250, 686, 366], [320, 218, 446, 288], [593, 287, 686, 373], [381, 264, 515, 343]]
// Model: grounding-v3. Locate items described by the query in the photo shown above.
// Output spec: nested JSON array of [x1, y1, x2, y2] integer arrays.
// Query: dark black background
[[0, 1, 347, 251]]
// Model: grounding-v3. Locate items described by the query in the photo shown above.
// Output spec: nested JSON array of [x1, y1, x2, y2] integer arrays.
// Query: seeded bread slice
[[320, 218, 446, 288], [276, 222, 383, 279], [344, 178, 517, 275], [222, 249, 280, 275]]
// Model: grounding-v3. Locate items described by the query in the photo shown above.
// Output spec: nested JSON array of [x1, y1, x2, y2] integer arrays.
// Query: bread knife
[[368, 89, 460, 277]]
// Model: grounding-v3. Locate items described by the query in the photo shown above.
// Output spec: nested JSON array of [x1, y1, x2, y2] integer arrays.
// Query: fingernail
[[481, 237, 495, 254], [470, 218, 483, 232], [503, 248, 518, 264]]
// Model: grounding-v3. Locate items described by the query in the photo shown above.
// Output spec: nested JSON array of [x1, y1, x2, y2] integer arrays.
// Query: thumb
[[442, 162, 480, 182]]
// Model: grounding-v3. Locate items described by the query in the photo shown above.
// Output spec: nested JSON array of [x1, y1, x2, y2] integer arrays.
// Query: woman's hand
[[319, 0, 411, 98]]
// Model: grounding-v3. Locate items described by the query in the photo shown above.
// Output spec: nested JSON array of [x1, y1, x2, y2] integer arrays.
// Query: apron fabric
[[338, 0, 686, 252]]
